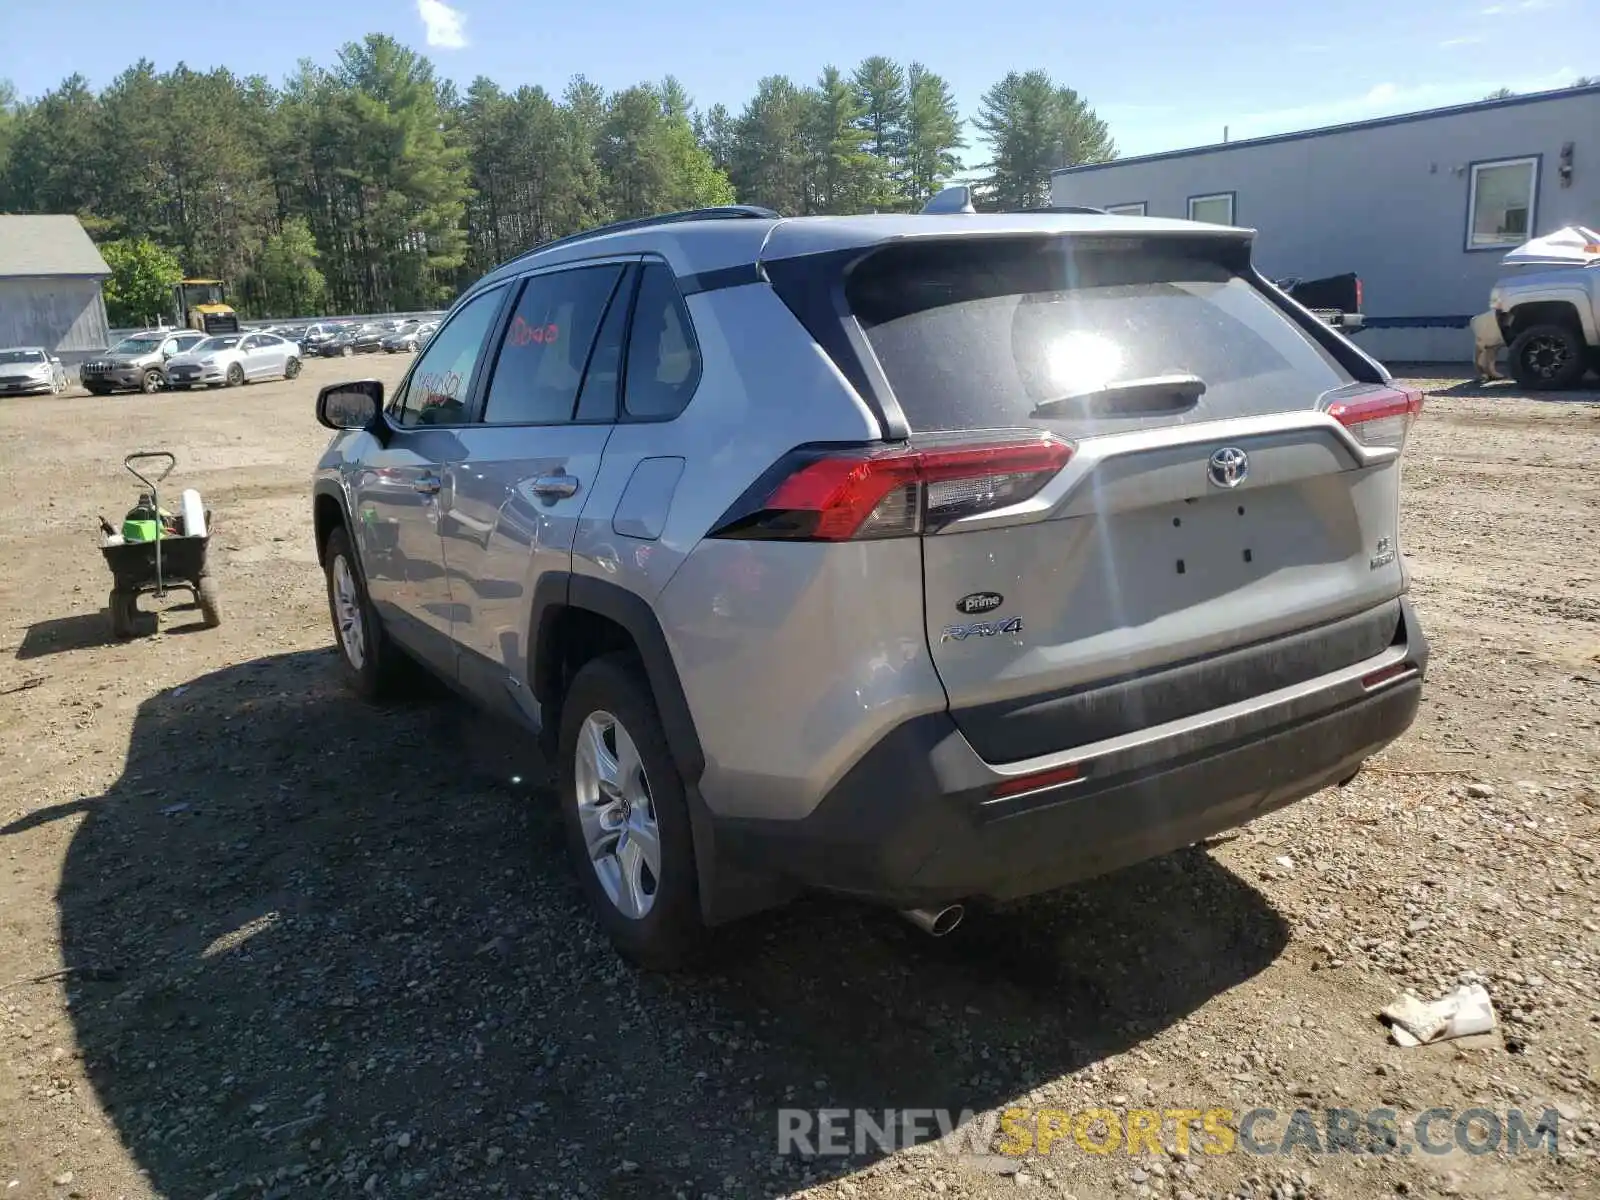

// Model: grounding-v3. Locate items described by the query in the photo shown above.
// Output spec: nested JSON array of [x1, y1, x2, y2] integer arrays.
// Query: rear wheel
[[1509, 323, 1588, 390], [284, 357, 302, 379], [141, 369, 164, 394], [558, 654, 706, 970], [226, 363, 245, 387]]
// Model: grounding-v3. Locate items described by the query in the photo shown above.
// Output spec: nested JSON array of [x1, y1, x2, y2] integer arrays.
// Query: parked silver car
[[165, 331, 303, 389], [0, 347, 69, 396], [381, 321, 436, 353], [311, 203, 1428, 968], [80, 329, 208, 394]]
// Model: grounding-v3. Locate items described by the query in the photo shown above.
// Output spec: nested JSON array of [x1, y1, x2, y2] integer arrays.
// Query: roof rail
[[509, 206, 780, 266]]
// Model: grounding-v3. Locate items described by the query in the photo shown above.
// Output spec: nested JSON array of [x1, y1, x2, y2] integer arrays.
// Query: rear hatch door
[[841, 232, 1409, 764]]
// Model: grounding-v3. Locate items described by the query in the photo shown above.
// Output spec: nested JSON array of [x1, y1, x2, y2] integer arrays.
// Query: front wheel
[[341, 345, 354, 358], [1508, 323, 1588, 390], [141, 369, 164, 394], [284, 356, 302, 379], [558, 654, 706, 970], [322, 526, 406, 702], [226, 363, 245, 387]]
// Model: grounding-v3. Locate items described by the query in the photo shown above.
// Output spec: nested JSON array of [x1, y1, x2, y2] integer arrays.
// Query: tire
[[1508, 323, 1588, 391], [322, 525, 406, 702], [226, 363, 245, 387], [86, 384, 110, 396], [196, 576, 222, 628], [558, 653, 706, 970], [285, 357, 302, 379], [141, 369, 164, 394], [341, 345, 353, 358]]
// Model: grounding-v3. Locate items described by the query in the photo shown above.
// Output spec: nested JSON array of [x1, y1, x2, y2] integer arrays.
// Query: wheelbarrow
[[100, 451, 221, 637]]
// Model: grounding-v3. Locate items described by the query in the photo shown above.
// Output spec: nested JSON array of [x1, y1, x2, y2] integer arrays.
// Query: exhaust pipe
[[899, 904, 966, 937]]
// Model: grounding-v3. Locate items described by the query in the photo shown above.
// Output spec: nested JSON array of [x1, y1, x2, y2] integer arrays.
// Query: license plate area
[[1127, 486, 1329, 595]]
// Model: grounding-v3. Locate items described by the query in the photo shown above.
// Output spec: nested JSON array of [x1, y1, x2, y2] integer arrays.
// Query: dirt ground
[[0, 358, 1596, 1200]]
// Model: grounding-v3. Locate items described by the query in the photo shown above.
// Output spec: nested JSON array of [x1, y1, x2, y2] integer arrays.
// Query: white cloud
[[1481, 0, 1556, 13], [1363, 82, 1400, 104], [1441, 34, 1489, 46], [417, 0, 468, 49]]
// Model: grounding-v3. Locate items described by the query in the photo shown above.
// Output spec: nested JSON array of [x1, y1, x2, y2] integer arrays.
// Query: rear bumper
[[711, 597, 1426, 909]]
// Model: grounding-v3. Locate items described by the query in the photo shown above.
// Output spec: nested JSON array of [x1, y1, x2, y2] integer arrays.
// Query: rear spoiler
[[920, 185, 1106, 216]]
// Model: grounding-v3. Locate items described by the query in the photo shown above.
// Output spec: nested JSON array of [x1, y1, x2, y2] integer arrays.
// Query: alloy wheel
[[573, 710, 661, 919], [331, 554, 366, 670]]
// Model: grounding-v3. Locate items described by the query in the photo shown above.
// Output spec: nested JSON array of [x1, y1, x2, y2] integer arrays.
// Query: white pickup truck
[[1480, 226, 1600, 390]]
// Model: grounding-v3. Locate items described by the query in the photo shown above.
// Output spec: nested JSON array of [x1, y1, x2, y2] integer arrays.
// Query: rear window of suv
[[845, 235, 1350, 435]]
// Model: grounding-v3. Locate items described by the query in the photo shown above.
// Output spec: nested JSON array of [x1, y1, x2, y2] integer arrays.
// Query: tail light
[[711, 433, 1073, 542], [1326, 386, 1423, 451], [1354, 278, 1363, 313]]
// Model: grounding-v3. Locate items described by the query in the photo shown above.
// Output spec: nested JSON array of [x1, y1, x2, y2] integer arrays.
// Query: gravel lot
[[0, 359, 1596, 1200]]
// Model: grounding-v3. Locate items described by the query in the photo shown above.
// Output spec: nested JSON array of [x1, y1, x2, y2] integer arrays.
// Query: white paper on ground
[[1380, 984, 1497, 1046]]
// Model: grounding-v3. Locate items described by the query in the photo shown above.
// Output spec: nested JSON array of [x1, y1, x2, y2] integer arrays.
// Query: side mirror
[[317, 380, 384, 431]]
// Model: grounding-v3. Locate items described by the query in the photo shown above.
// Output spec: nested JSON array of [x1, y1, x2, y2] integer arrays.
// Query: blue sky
[[7, 0, 1596, 159]]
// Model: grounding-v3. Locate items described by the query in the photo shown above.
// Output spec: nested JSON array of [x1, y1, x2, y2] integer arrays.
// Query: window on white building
[[1187, 193, 1235, 225], [1105, 202, 1147, 216], [1466, 157, 1537, 250]]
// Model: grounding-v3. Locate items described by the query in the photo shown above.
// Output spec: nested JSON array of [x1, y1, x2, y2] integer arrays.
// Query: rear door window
[[845, 236, 1351, 436], [480, 264, 626, 425]]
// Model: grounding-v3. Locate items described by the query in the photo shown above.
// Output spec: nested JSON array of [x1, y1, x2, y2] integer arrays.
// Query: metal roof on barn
[[0, 215, 112, 279]]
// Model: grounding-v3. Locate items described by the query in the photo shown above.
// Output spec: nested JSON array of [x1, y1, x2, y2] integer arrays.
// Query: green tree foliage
[[100, 237, 182, 326], [0, 79, 17, 178], [806, 66, 884, 213], [903, 64, 966, 208], [973, 70, 1116, 210], [0, 46, 1111, 314], [253, 216, 327, 315]]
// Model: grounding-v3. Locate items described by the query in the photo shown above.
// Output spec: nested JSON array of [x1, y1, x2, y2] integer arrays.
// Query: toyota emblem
[[1207, 446, 1249, 489]]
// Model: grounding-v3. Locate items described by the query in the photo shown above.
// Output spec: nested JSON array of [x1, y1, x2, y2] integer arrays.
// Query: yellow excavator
[[172, 280, 240, 335]]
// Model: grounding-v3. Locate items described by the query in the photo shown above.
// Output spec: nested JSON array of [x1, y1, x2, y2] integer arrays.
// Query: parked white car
[[0, 347, 69, 396], [164, 332, 304, 389]]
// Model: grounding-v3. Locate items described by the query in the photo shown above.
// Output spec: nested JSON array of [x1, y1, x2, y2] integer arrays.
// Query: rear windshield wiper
[[1030, 373, 1207, 418]]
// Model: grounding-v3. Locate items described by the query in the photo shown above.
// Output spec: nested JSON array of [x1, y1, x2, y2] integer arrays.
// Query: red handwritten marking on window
[[508, 316, 560, 348], [416, 369, 462, 406]]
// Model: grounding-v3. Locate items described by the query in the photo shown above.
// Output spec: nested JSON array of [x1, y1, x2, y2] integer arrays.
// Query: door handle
[[530, 474, 580, 499], [414, 474, 442, 495]]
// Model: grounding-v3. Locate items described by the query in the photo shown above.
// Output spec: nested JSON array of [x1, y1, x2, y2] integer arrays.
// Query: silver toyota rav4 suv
[[311, 203, 1428, 968]]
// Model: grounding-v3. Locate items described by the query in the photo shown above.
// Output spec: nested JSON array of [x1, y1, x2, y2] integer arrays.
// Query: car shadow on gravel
[[1423, 377, 1600, 401], [48, 650, 1288, 1198]]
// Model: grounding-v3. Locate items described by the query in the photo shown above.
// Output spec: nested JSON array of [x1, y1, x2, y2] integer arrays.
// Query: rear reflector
[[716, 433, 1073, 541], [990, 762, 1084, 799], [1326, 386, 1424, 451], [1361, 661, 1418, 691]]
